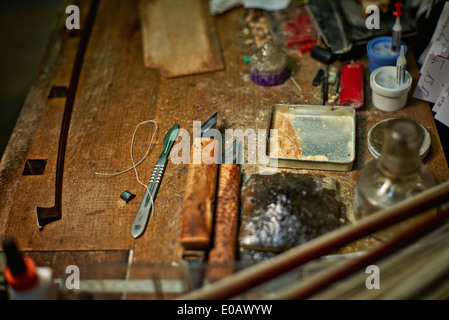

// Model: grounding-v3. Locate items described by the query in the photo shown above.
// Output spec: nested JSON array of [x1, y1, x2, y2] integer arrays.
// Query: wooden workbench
[[1, 0, 448, 282]]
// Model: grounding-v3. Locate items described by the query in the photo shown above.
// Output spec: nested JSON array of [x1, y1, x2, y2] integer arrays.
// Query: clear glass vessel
[[353, 118, 436, 241]]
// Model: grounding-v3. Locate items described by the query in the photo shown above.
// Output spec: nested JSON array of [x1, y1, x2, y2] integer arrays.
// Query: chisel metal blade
[[198, 112, 217, 137], [222, 139, 241, 165]]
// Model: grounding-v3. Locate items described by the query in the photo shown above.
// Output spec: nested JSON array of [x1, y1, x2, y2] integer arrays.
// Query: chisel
[[208, 140, 241, 263], [180, 113, 219, 250]]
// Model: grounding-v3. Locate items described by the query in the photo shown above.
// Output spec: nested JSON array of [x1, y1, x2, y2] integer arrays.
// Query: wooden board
[[138, 0, 225, 78], [0, 0, 448, 274], [0, 0, 162, 253]]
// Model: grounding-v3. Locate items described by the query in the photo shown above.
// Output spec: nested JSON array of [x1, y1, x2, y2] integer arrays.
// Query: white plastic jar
[[370, 66, 412, 112]]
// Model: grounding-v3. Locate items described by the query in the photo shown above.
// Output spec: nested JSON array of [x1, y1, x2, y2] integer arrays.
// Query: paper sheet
[[209, 0, 291, 14], [243, 0, 291, 11], [435, 91, 449, 128], [432, 85, 449, 112], [413, 54, 449, 103]]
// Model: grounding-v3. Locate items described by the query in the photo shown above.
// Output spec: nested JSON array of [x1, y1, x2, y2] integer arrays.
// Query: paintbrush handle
[[209, 164, 241, 263], [180, 137, 219, 250]]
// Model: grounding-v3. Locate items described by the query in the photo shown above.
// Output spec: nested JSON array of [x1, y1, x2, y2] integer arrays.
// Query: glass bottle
[[353, 118, 436, 241]]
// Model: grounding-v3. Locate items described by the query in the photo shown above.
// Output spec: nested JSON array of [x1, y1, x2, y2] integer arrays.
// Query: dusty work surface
[[1, 0, 448, 273]]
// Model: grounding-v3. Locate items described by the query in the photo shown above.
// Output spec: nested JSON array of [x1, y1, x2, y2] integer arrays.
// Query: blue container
[[367, 36, 407, 73]]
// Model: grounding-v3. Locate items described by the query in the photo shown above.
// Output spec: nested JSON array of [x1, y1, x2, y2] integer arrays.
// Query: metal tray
[[265, 104, 356, 171]]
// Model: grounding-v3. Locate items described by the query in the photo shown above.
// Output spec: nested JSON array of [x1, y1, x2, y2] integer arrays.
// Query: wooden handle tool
[[180, 137, 219, 250], [208, 163, 240, 263]]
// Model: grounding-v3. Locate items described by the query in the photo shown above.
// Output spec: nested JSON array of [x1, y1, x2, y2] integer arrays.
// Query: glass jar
[[353, 118, 436, 241]]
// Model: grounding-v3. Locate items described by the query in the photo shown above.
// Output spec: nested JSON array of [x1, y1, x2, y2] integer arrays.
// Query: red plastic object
[[284, 12, 317, 49], [3, 257, 38, 292], [340, 62, 364, 109], [300, 43, 313, 53], [393, 2, 403, 17]]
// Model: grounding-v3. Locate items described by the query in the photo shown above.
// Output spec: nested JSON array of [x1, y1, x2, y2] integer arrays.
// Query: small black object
[[322, 66, 329, 105], [312, 68, 325, 86], [311, 45, 335, 64], [3, 238, 26, 276], [120, 190, 135, 204]]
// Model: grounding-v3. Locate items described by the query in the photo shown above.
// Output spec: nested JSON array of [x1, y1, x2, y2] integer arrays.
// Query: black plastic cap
[[311, 45, 335, 64], [2, 238, 26, 276]]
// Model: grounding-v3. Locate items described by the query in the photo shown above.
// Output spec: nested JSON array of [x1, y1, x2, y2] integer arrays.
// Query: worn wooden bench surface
[[1, 0, 448, 277]]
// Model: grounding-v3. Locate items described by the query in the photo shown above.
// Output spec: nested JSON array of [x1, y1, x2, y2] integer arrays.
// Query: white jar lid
[[370, 66, 412, 98]]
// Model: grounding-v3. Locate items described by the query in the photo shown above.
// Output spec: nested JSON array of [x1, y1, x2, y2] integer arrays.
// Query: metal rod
[[274, 205, 449, 299]]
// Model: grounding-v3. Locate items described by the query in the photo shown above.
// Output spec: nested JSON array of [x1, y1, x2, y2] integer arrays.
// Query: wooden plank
[[0, 0, 86, 247], [1, 3, 447, 270], [1, 0, 162, 252], [59, 0, 162, 251], [139, 0, 225, 78]]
